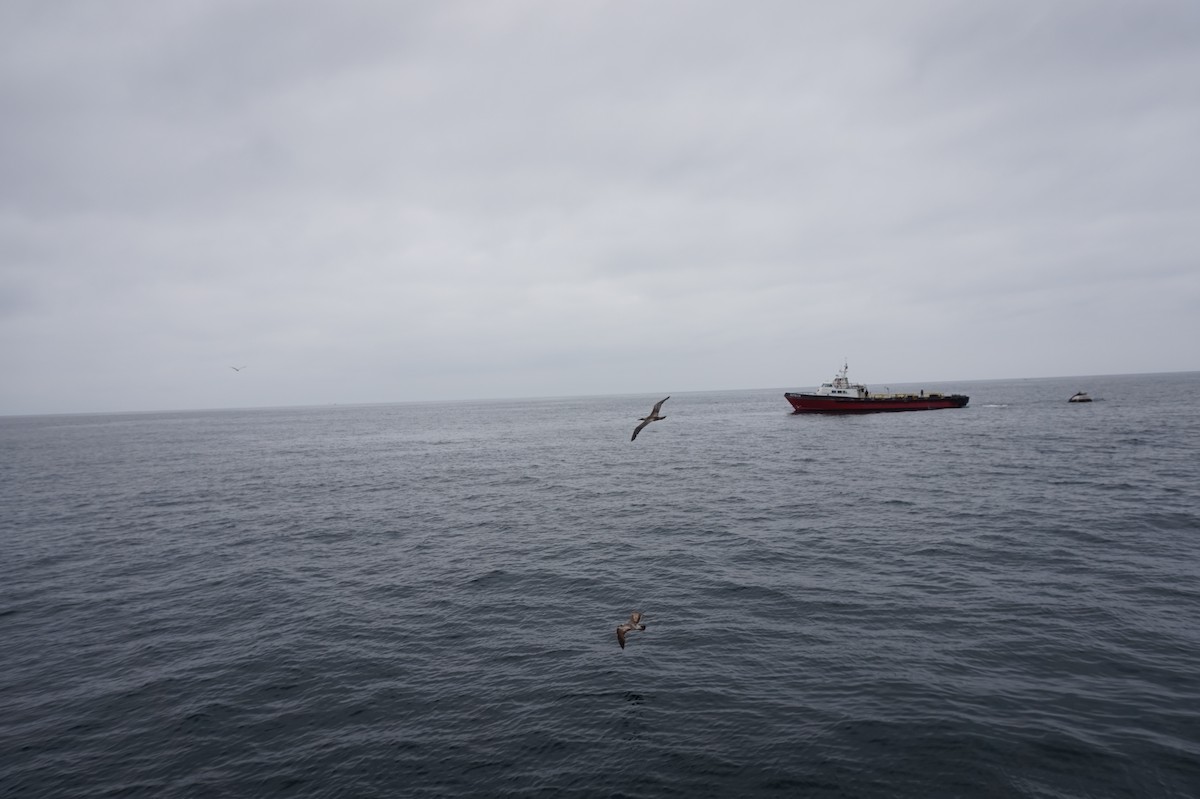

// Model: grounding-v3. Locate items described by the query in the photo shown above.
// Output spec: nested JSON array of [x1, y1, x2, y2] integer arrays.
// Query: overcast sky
[[2, 0, 1198, 415]]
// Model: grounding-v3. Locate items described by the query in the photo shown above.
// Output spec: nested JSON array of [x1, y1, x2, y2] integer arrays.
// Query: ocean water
[[2, 373, 1199, 798]]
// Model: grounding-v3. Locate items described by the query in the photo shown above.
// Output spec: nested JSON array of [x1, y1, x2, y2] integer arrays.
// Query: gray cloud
[[2, 0, 1198, 414]]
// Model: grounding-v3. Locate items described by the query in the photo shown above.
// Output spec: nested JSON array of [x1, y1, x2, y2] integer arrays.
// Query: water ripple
[[3, 376, 1200, 796]]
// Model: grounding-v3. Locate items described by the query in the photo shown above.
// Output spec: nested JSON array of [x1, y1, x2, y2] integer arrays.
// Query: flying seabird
[[616, 611, 646, 649], [230, 365, 247, 372], [631, 396, 669, 441]]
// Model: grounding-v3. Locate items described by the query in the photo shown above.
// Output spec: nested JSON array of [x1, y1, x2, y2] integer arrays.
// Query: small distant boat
[[1068, 391, 1093, 403], [784, 362, 969, 414]]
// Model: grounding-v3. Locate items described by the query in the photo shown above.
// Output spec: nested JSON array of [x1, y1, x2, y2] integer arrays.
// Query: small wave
[[3, 379, 1198, 799]]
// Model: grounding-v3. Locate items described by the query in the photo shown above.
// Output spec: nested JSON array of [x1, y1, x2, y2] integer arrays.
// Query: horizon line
[[3, 369, 1198, 419]]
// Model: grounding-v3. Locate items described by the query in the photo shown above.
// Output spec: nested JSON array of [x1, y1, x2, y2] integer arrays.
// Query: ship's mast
[[834, 359, 850, 389]]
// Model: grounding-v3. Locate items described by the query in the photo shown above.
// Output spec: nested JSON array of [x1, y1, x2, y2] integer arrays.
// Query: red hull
[[785, 393, 969, 414]]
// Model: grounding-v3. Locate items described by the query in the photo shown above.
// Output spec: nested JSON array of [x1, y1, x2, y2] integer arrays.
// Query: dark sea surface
[[3, 373, 1200, 798]]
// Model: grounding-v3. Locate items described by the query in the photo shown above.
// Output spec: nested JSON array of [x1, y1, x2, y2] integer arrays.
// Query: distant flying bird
[[616, 611, 646, 649], [230, 365, 247, 372], [631, 396, 669, 441]]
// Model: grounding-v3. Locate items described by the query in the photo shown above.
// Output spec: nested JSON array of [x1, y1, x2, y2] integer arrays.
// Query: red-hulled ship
[[785, 362, 969, 414]]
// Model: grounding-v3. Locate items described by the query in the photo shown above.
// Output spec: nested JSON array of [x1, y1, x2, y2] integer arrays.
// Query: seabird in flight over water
[[616, 611, 646, 649], [631, 396, 669, 441], [230, 365, 247, 372]]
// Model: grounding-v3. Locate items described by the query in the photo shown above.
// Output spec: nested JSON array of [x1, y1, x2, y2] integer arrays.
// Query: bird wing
[[629, 611, 642, 625], [650, 396, 670, 416], [631, 419, 651, 441], [616, 626, 627, 649]]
